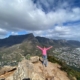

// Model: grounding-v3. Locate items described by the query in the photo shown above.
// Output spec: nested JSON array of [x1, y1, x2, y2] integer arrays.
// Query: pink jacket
[[37, 46, 52, 55]]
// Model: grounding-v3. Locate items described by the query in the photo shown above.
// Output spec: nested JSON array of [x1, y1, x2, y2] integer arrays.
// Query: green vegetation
[[48, 56, 80, 80], [25, 54, 31, 60]]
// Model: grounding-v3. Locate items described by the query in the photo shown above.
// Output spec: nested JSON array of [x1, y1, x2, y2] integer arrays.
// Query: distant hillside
[[0, 33, 80, 48], [36, 36, 80, 47]]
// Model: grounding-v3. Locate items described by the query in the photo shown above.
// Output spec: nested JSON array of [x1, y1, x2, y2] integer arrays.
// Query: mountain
[[0, 33, 38, 48], [36, 36, 80, 47], [0, 33, 80, 70], [0, 33, 80, 48]]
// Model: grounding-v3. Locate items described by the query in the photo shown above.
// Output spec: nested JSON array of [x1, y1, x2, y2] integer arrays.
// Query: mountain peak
[[0, 33, 35, 47], [9, 33, 34, 38]]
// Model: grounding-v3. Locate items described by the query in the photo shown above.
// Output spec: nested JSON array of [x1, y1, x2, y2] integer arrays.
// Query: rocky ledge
[[0, 56, 76, 80]]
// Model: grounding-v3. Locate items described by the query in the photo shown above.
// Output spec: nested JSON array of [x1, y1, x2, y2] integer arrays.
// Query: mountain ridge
[[0, 33, 80, 48]]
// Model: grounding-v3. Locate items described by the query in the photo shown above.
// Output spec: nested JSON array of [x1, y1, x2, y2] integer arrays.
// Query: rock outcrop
[[0, 56, 72, 80], [13, 59, 45, 80], [30, 56, 39, 63], [0, 66, 16, 76]]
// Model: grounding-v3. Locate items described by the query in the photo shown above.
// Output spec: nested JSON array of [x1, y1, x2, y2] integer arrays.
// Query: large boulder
[[30, 56, 39, 63], [13, 59, 45, 80]]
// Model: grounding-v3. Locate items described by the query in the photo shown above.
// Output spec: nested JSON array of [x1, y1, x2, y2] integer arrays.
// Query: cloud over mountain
[[0, 0, 80, 40]]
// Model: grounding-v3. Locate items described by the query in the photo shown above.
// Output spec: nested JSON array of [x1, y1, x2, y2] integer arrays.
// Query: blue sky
[[0, 0, 80, 41]]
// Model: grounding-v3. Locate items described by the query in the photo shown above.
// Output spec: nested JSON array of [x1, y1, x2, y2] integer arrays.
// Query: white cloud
[[30, 25, 80, 40], [11, 32, 18, 35], [0, 28, 8, 39], [0, 0, 80, 40], [29, 26, 70, 38], [0, 28, 8, 35], [72, 8, 80, 14], [54, 26, 70, 35]]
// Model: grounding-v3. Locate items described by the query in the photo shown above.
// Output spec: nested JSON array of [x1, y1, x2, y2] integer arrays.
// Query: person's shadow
[[39, 57, 43, 64], [23, 78, 30, 80]]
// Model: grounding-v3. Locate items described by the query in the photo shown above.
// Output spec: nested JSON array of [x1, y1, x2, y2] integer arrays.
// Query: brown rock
[[39, 57, 43, 62], [30, 56, 39, 63], [13, 59, 45, 80], [0, 56, 73, 80], [0, 66, 16, 76]]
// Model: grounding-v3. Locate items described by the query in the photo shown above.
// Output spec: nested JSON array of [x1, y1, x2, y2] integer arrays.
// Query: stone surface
[[0, 56, 76, 80], [13, 59, 44, 80], [30, 56, 39, 63], [0, 66, 16, 76]]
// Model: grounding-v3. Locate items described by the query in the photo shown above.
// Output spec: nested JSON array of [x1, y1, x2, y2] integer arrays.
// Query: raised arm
[[46, 46, 53, 50], [37, 46, 43, 51]]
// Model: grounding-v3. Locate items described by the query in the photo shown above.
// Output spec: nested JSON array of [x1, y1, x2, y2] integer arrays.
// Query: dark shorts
[[43, 55, 47, 59]]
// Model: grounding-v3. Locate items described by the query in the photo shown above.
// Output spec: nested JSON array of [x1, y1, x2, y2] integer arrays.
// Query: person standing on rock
[[37, 45, 53, 67]]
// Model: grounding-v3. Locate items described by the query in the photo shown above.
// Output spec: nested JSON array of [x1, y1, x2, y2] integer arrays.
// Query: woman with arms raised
[[37, 45, 53, 67]]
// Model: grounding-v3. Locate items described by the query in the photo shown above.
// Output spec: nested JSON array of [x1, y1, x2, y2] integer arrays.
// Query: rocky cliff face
[[0, 56, 75, 80]]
